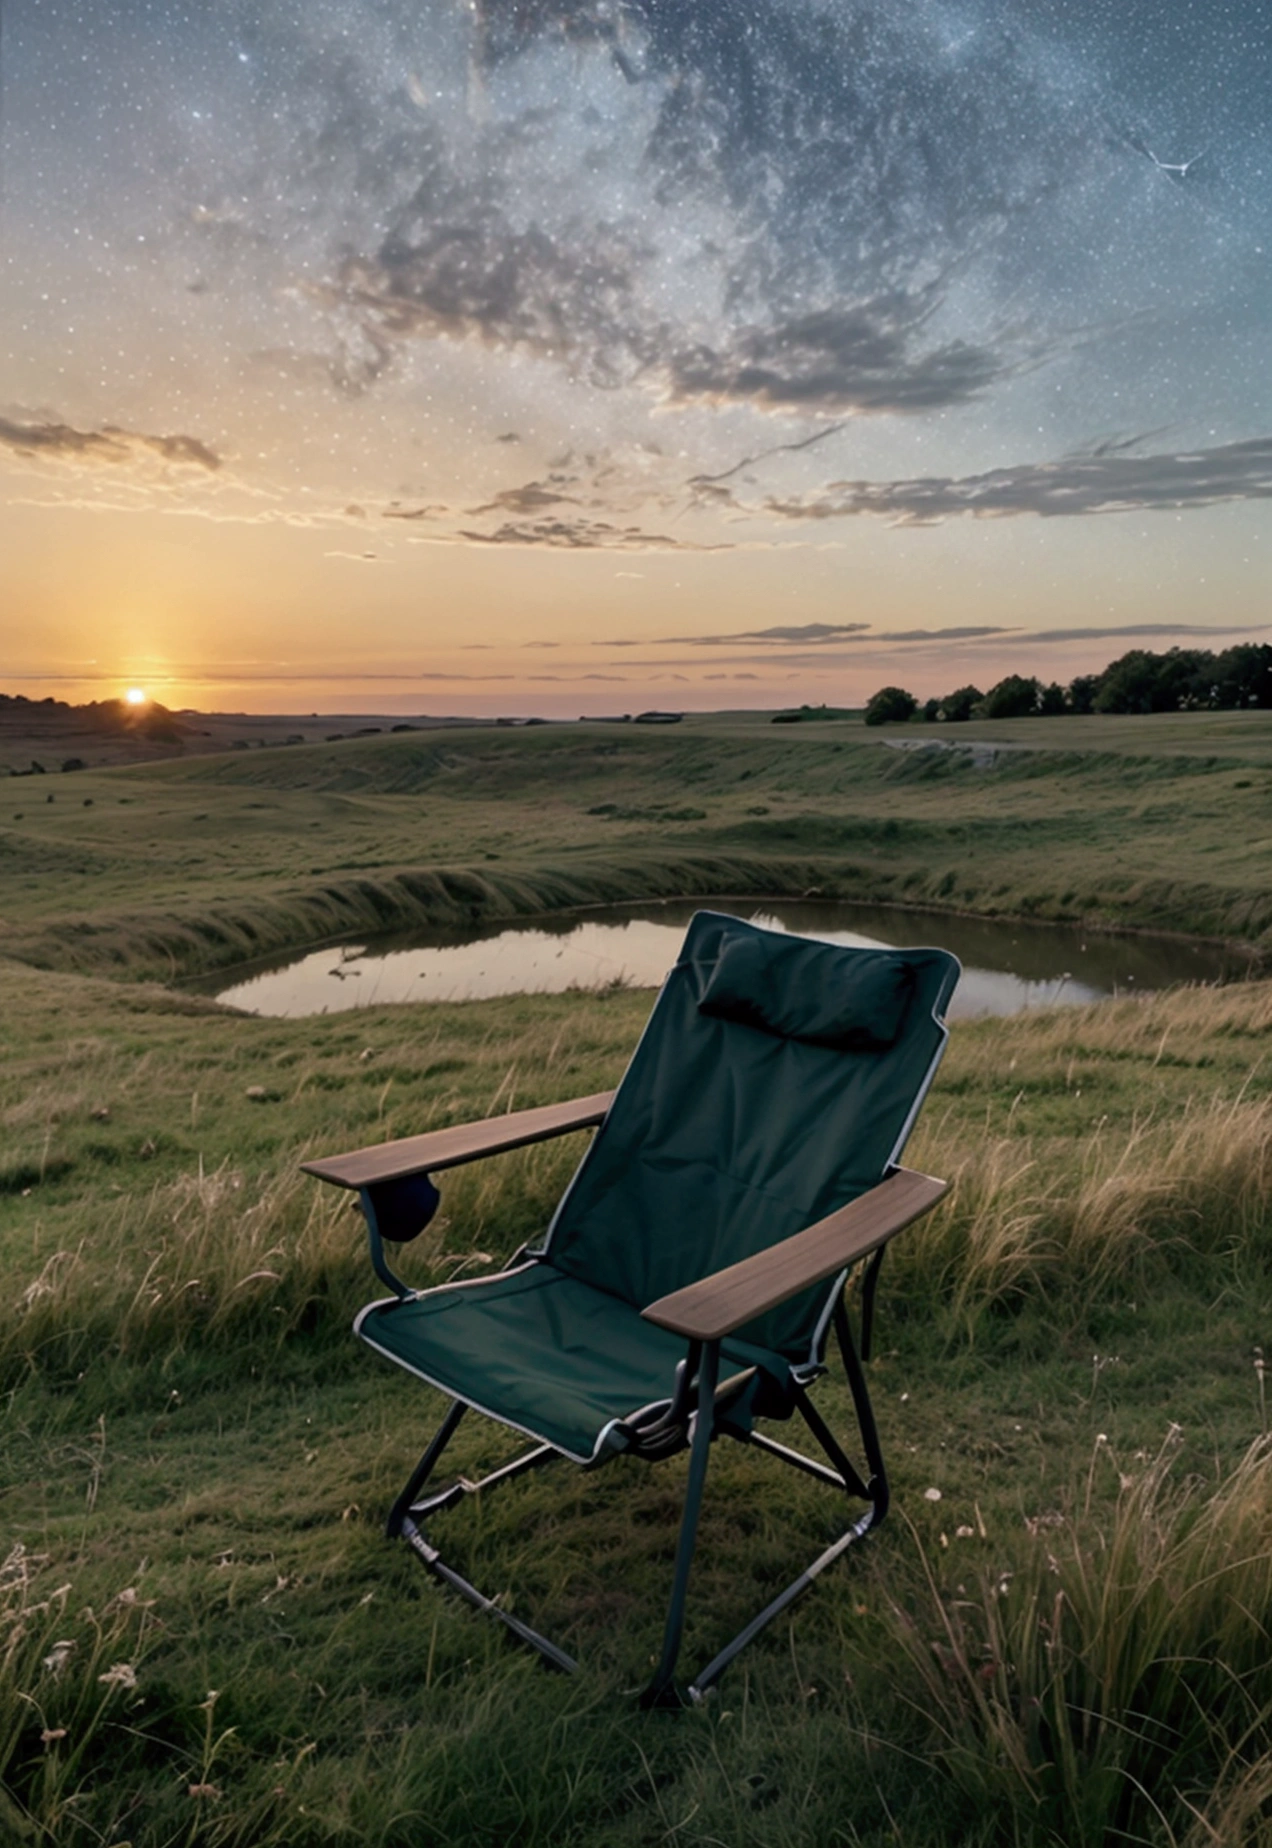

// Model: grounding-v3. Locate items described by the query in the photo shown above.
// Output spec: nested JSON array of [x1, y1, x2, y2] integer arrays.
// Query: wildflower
[[98, 1661, 138, 1690], [43, 1641, 75, 1677], [40, 1728, 68, 1747], [923, 1487, 942, 1502]]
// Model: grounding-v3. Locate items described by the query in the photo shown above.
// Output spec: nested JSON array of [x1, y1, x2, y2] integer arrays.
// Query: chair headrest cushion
[[697, 934, 916, 1050]]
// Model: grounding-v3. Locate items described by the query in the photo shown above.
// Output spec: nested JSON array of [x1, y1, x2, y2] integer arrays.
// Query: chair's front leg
[[640, 1339, 720, 1709], [833, 1295, 889, 1521]]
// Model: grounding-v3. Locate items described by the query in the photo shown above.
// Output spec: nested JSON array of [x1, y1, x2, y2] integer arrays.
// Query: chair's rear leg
[[640, 1340, 720, 1709], [386, 1398, 466, 1538], [792, 1388, 872, 1501]]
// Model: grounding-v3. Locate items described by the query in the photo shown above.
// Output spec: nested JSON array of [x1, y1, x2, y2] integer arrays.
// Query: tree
[[981, 675, 1041, 720], [1212, 644, 1272, 709], [1094, 649, 1184, 713], [1067, 674, 1100, 715], [940, 684, 983, 723], [864, 686, 918, 726], [1038, 681, 1067, 716]]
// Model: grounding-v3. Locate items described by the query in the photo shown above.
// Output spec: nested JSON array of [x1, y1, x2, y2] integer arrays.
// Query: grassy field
[[3, 709, 1272, 981], [3, 714, 1272, 1845]]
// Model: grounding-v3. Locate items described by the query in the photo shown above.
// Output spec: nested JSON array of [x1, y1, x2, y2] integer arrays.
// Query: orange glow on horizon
[[124, 687, 148, 706]]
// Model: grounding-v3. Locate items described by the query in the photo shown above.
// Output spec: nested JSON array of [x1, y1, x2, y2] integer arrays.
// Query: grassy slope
[[2, 709, 1271, 979]]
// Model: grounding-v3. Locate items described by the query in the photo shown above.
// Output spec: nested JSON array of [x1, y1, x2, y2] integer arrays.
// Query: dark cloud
[[600, 622, 873, 647], [382, 503, 447, 522], [761, 437, 1272, 524], [874, 627, 1014, 643], [666, 303, 1004, 416], [471, 481, 579, 515], [0, 416, 221, 472], [1026, 622, 1271, 643], [330, 217, 653, 392], [457, 516, 704, 549]]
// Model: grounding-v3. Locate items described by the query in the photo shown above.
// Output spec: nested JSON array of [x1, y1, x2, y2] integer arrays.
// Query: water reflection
[[208, 900, 1248, 1021]]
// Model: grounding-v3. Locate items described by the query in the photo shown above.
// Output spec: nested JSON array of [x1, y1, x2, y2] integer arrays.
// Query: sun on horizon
[[124, 687, 148, 706]]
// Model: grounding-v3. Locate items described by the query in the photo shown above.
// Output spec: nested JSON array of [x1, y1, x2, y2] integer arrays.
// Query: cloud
[[599, 622, 872, 647], [328, 214, 652, 393], [382, 503, 447, 522], [322, 549, 384, 562], [762, 437, 1272, 524], [676, 622, 873, 646], [0, 416, 222, 473], [665, 303, 1004, 416], [456, 516, 709, 550], [1025, 622, 1272, 643], [470, 481, 579, 515]]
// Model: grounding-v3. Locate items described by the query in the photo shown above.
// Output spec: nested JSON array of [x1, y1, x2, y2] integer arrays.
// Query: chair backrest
[[541, 911, 959, 1365]]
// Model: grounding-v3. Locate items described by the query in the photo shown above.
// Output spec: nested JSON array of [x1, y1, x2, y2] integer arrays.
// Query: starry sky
[[2, 0, 1269, 715]]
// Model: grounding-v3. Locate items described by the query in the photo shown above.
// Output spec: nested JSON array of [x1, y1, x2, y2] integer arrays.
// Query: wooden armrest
[[301, 1090, 616, 1190], [641, 1167, 948, 1343]]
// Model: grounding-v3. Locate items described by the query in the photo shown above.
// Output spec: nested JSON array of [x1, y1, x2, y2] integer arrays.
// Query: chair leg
[[639, 1340, 721, 1709], [679, 1296, 890, 1700], [385, 1396, 577, 1673], [833, 1296, 889, 1520], [386, 1397, 468, 1538], [379, 1303, 891, 1701]]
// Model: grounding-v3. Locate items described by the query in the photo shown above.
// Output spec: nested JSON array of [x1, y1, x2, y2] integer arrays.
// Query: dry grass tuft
[[0, 1543, 157, 1840], [896, 1432, 1272, 1846], [902, 1091, 1272, 1327]]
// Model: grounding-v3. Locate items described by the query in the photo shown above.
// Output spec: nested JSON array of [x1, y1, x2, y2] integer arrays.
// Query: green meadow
[[3, 709, 1272, 1846]]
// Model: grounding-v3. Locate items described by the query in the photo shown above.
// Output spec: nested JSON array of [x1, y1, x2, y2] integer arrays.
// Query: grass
[[3, 709, 1272, 981], [2, 940, 1272, 1845], [2, 714, 1272, 1842]]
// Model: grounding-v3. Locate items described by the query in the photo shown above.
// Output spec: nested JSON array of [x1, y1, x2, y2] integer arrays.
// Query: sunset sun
[[124, 687, 148, 706]]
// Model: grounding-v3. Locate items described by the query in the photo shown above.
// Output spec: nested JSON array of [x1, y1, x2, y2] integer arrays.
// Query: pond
[[206, 899, 1251, 1021]]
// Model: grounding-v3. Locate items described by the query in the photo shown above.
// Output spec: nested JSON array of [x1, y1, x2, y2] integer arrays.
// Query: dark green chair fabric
[[357, 912, 958, 1461]]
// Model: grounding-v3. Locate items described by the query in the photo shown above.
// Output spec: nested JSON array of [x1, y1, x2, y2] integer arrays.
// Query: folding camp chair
[[304, 911, 959, 1705]]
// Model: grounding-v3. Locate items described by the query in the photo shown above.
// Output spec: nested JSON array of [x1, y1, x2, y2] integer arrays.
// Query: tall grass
[[901, 1091, 1272, 1329], [894, 1432, 1272, 1845], [1, 1133, 585, 1389]]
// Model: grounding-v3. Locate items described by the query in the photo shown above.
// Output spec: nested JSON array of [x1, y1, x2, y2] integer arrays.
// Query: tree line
[[864, 644, 1272, 727]]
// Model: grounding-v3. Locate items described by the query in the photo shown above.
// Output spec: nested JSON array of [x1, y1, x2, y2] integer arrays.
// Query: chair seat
[[355, 1261, 781, 1463]]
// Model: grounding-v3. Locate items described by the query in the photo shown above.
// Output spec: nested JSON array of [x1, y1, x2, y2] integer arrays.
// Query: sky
[[1, 0, 1269, 716]]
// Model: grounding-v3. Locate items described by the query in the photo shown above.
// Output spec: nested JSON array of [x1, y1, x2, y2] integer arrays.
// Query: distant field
[[3, 707, 1271, 980]]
